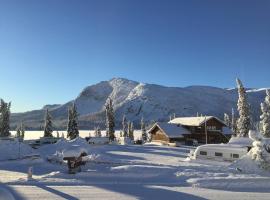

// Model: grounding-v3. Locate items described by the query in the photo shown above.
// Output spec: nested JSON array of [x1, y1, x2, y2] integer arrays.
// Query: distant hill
[[10, 78, 268, 130]]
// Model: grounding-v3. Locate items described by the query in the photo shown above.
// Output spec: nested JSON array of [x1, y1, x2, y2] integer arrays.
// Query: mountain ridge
[[10, 77, 269, 130]]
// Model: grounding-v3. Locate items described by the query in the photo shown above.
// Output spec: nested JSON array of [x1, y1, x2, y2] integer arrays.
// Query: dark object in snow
[[236, 167, 242, 172], [63, 152, 87, 174], [264, 144, 270, 153]]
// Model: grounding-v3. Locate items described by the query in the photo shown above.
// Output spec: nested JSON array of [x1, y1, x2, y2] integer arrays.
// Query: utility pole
[[205, 116, 208, 144]]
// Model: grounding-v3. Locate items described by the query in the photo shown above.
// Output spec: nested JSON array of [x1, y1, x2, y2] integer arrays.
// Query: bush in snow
[[236, 78, 251, 137], [0, 99, 11, 137], [67, 103, 79, 140], [105, 98, 115, 141], [260, 89, 270, 138], [248, 130, 270, 170], [44, 109, 53, 137]]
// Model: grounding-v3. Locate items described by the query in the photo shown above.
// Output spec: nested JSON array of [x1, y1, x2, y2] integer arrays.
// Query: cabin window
[[232, 154, 239, 158], [200, 151, 207, 155], [207, 126, 216, 130], [215, 152, 223, 157]]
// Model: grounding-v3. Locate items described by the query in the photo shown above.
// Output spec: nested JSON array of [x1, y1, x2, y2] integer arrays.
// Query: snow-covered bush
[[248, 130, 270, 170]]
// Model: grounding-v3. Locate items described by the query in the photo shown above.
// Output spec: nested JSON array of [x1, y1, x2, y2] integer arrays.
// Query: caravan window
[[215, 152, 223, 157], [232, 154, 239, 158], [200, 151, 207, 155]]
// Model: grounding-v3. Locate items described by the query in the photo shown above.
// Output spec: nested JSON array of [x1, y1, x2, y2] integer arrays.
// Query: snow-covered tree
[[236, 78, 251, 137], [224, 113, 230, 127], [141, 117, 147, 142], [231, 108, 237, 135], [249, 130, 270, 170], [122, 115, 128, 137], [0, 99, 11, 137], [260, 89, 270, 138], [67, 103, 79, 140], [44, 109, 53, 137], [128, 121, 134, 140], [94, 126, 102, 137], [105, 98, 115, 141]]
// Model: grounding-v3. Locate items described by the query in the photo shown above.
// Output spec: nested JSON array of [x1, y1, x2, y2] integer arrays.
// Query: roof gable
[[149, 122, 190, 138]]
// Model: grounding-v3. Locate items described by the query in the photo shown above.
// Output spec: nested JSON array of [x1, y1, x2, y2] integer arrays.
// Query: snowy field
[[1, 140, 270, 200]]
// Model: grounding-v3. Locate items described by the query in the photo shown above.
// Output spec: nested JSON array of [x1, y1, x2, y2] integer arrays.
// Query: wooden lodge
[[149, 116, 231, 145]]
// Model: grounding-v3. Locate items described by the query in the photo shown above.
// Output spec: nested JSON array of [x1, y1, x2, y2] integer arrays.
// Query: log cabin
[[149, 116, 231, 145]]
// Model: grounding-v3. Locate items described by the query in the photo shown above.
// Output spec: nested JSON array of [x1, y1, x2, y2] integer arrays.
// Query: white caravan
[[193, 144, 249, 162]]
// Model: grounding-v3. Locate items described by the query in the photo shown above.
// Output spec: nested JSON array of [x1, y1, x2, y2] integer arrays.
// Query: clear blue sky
[[0, 0, 269, 112]]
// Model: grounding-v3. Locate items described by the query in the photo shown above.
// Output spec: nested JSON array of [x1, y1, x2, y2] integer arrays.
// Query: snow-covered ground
[[1, 141, 270, 199]]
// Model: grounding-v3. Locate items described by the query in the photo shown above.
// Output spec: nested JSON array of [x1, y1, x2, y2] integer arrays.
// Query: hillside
[[10, 78, 268, 129]]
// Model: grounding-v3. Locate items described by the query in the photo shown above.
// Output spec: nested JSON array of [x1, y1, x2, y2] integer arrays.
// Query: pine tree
[[128, 121, 134, 140], [105, 98, 115, 141], [260, 89, 270, 137], [0, 99, 11, 137], [122, 115, 128, 137], [236, 78, 251, 137], [231, 108, 237, 134], [141, 117, 147, 142], [67, 103, 79, 140], [224, 113, 230, 127], [44, 109, 53, 137]]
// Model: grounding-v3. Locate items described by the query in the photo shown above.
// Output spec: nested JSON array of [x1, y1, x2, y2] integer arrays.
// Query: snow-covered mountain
[[10, 78, 268, 129]]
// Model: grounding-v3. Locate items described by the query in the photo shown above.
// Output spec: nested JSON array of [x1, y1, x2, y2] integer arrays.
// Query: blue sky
[[0, 0, 269, 112]]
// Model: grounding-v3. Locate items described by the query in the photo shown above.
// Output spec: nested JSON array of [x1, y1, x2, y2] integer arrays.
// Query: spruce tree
[[0, 99, 11, 137], [231, 108, 237, 135], [128, 121, 134, 140], [67, 103, 79, 140], [224, 113, 230, 127], [44, 109, 53, 137], [105, 98, 115, 141], [236, 78, 251, 137], [141, 117, 147, 142], [260, 89, 270, 137], [122, 115, 128, 137]]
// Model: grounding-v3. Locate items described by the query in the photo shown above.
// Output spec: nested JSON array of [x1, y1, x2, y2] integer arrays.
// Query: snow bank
[[88, 137, 109, 145], [230, 131, 270, 173], [39, 137, 89, 162], [117, 137, 134, 145], [0, 186, 15, 200], [228, 136, 253, 147], [0, 139, 35, 161]]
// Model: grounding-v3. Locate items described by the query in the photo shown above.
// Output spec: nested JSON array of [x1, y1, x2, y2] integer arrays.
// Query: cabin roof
[[148, 122, 190, 138], [169, 116, 226, 127]]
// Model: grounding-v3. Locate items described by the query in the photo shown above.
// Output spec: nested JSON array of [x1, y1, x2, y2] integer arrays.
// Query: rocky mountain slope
[[10, 78, 268, 130]]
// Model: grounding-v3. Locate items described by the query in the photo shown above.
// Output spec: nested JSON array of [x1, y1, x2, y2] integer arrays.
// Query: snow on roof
[[196, 144, 248, 152], [228, 136, 253, 147], [169, 116, 226, 127], [149, 122, 190, 138]]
